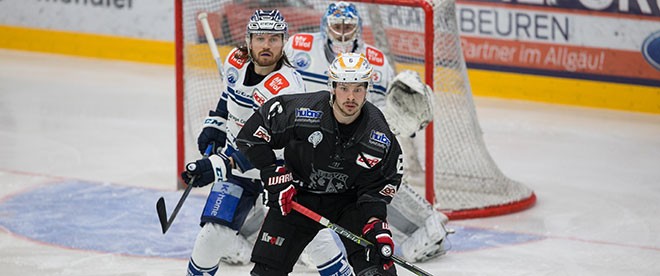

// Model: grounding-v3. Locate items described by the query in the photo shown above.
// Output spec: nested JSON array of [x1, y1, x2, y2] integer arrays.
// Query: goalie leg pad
[[191, 223, 252, 268], [399, 211, 450, 262], [201, 176, 262, 231], [387, 184, 450, 262]]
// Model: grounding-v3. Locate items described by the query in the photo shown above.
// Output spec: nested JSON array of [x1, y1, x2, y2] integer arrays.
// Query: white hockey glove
[[382, 70, 434, 137], [181, 153, 231, 187]]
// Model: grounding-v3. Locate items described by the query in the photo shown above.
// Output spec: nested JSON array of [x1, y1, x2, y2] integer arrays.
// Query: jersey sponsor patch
[[253, 126, 271, 142], [369, 130, 391, 148], [265, 73, 290, 95], [226, 67, 239, 87], [356, 152, 382, 169], [228, 48, 247, 69], [295, 107, 323, 124], [293, 52, 311, 70], [379, 184, 397, 198], [253, 88, 267, 106], [366, 47, 385, 66], [292, 34, 313, 51]]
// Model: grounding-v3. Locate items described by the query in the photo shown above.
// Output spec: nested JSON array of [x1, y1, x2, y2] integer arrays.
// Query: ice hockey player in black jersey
[[236, 52, 403, 276]]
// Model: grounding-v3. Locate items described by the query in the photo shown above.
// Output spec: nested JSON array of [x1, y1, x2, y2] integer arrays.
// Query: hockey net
[[175, 0, 536, 219]]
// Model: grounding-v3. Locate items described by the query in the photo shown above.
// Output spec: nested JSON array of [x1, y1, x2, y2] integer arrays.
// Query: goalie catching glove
[[382, 70, 434, 137], [181, 153, 231, 187], [363, 219, 395, 272], [260, 165, 296, 216]]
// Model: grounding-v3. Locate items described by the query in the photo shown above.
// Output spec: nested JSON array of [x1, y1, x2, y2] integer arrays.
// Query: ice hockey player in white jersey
[[284, 1, 451, 266], [180, 10, 308, 276]]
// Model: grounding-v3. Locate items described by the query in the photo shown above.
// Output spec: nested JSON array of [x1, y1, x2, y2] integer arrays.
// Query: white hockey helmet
[[245, 9, 289, 44], [327, 52, 373, 93], [321, 2, 362, 54]]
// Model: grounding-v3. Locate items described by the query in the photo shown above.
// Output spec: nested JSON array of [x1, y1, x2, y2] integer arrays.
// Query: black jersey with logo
[[236, 91, 403, 222]]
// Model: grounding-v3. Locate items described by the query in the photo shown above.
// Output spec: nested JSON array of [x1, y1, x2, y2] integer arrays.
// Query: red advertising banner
[[457, 0, 660, 86]]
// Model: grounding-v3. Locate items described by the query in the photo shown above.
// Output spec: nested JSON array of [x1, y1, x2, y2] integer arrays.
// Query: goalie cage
[[175, 0, 536, 220]]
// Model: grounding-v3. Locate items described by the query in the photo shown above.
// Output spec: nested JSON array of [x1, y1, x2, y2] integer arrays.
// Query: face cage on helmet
[[322, 3, 361, 54], [326, 16, 359, 43]]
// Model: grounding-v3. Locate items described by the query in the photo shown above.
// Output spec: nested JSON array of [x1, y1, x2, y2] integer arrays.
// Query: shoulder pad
[[290, 33, 314, 52], [227, 48, 248, 69], [365, 46, 385, 67]]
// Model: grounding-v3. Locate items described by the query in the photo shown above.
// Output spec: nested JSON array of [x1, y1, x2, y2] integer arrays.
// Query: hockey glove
[[197, 110, 227, 155], [181, 153, 231, 187], [260, 165, 296, 216], [363, 220, 395, 271]]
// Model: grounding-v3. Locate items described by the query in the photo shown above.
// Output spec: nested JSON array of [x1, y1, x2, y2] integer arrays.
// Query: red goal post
[[175, 0, 536, 219]]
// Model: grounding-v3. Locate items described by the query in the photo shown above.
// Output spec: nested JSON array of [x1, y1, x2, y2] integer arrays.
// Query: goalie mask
[[327, 53, 373, 105], [245, 10, 289, 63], [321, 2, 362, 54]]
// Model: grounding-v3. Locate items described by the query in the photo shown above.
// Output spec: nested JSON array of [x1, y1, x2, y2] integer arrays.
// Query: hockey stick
[[198, 12, 224, 79], [291, 201, 434, 276], [156, 144, 213, 234]]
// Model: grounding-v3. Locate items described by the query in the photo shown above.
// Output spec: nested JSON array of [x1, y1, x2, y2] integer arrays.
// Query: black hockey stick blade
[[291, 201, 434, 276], [156, 197, 169, 233], [156, 183, 193, 234], [156, 144, 214, 234]]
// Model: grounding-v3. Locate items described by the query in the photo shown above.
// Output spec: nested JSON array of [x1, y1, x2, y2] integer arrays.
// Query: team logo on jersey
[[372, 70, 382, 83], [261, 232, 285, 246], [292, 34, 313, 51], [369, 130, 391, 148], [253, 126, 271, 142], [253, 88, 267, 106], [267, 101, 283, 121], [379, 184, 397, 198], [356, 152, 382, 169], [366, 47, 385, 66], [228, 48, 247, 69], [293, 52, 311, 70], [226, 67, 239, 87], [308, 131, 323, 148], [308, 168, 349, 192], [265, 73, 290, 95]]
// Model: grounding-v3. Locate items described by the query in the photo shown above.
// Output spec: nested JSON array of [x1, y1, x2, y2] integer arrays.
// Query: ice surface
[[1, 49, 659, 275]]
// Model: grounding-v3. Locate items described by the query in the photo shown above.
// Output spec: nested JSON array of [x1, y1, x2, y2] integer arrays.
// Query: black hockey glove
[[260, 165, 296, 216], [197, 110, 227, 155], [363, 219, 395, 272], [181, 153, 231, 187]]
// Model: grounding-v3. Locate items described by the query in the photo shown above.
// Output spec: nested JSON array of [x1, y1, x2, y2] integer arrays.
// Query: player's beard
[[252, 50, 282, 67], [335, 98, 363, 118]]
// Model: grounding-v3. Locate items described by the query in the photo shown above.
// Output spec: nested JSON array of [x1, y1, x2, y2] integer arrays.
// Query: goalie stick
[[198, 12, 224, 79], [156, 144, 213, 234], [291, 201, 434, 276]]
